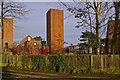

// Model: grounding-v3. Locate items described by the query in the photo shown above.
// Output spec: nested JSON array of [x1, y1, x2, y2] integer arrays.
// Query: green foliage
[[79, 31, 106, 53], [2, 54, 120, 74], [79, 30, 97, 47], [33, 36, 43, 41], [65, 48, 69, 53]]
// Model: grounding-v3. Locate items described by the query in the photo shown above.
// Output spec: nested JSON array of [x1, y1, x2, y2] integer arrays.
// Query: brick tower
[[3, 18, 13, 51], [47, 9, 64, 55], [105, 20, 120, 54]]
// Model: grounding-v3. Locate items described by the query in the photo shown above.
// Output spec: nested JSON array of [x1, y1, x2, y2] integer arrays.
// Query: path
[[2, 69, 120, 80]]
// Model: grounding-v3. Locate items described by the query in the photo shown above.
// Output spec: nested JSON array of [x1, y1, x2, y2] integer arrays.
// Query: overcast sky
[[13, 2, 87, 47]]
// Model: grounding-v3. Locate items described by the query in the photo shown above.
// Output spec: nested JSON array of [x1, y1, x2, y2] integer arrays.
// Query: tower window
[[5, 21, 8, 26]]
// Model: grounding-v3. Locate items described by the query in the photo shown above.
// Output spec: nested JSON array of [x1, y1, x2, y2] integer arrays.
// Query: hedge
[[2, 54, 120, 74]]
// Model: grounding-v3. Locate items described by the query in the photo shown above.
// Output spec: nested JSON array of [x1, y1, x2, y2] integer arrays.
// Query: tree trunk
[[94, 1, 102, 55], [1, 1, 3, 53], [111, 2, 119, 55], [96, 13, 101, 55]]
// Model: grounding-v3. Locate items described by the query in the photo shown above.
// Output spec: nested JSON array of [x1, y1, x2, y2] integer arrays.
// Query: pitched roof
[[19, 35, 35, 46]]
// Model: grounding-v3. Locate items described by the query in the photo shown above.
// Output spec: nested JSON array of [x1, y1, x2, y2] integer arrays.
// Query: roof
[[47, 8, 63, 14], [19, 35, 35, 46]]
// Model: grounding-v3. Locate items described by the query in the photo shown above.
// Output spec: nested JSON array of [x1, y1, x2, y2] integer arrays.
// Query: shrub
[[2, 54, 120, 74]]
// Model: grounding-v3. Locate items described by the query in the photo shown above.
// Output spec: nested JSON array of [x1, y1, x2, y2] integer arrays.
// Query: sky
[[13, 2, 87, 47]]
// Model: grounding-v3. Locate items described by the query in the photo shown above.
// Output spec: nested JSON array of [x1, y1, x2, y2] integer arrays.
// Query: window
[[5, 21, 8, 26], [34, 43, 36, 46], [5, 43, 8, 49], [5, 43, 8, 51], [28, 37, 31, 41]]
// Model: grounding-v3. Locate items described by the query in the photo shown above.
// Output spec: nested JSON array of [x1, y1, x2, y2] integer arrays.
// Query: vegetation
[[59, 1, 120, 55], [0, 1, 29, 52], [79, 31, 106, 54], [2, 54, 120, 74], [33, 36, 43, 41], [1, 2, 29, 19], [65, 48, 69, 53]]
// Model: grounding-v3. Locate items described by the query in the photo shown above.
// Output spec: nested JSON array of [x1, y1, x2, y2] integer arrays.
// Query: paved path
[[2, 69, 120, 80]]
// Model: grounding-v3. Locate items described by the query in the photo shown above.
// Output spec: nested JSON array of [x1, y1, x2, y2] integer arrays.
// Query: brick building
[[19, 35, 41, 47], [105, 20, 120, 54], [47, 9, 64, 55], [15, 35, 49, 55], [3, 18, 13, 51]]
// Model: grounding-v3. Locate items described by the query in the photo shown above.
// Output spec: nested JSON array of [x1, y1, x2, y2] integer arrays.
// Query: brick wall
[[3, 18, 13, 51], [105, 20, 120, 54], [47, 9, 64, 55]]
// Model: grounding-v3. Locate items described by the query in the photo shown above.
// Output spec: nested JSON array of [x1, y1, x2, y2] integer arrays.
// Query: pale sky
[[13, 2, 87, 47]]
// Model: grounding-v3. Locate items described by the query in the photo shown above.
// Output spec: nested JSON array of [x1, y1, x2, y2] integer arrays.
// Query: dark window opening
[[5, 43, 8, 51]]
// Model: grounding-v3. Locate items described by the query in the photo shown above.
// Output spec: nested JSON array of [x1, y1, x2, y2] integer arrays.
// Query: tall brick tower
[[3, 18, 13, 51], [105, 20, 120, 54], [47, 9, 64, 55]]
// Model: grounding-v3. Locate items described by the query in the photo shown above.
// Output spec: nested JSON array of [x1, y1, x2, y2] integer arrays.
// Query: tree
[[2, 2, 29, 19], [65, 48, 69, 53], [0, 1, 29, 52], [79, 30, 106, 54], [79, 31, 97, 54], [13, 41, 19, 48], [33, 36, 43, 41], [59, 0, 115, 55]]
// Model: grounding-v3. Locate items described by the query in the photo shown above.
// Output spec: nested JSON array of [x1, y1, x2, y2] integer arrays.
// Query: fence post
[[101, 55, 104, 69], [6, 55, 8, 65], [91, 55, 93, 68]]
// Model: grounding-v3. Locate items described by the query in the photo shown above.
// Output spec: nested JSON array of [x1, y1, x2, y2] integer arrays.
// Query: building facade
[[3, 18, 13, 51], [47, 9, 64, 55], [15, 35, 49, 55], [105, 20, 120, 54]]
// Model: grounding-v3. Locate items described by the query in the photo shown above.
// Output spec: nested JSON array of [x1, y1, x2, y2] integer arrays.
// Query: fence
[[2, 54, 120, 74]]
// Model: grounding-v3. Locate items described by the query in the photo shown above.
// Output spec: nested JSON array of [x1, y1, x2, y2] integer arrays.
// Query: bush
[[2, 54, 120, 74]]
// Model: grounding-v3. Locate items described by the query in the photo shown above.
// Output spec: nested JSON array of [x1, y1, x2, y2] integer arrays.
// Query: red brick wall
[[3, 18, 13, 50], [47, 9, 64, 55], [105, 20, 120, 53], [20, 35, 35, 46], [15, 35, 49, 55], [25, 40, 41, 47]]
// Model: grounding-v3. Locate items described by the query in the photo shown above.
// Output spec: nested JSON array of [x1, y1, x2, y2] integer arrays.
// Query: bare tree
[[59, 0, 115, 55], [2, 2, 29, 19], [0, 1, 29, 52]]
